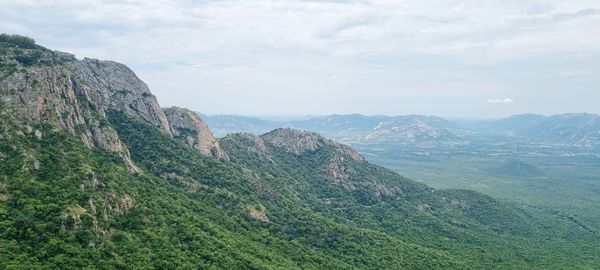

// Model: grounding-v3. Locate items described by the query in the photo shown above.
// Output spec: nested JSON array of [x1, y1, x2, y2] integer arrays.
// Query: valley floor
[[356, 144, 600, 233]]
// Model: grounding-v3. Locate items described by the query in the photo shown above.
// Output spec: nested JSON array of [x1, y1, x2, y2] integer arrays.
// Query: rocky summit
[[261, 128, 364, 161], [0, 39, 221, 163], [163, 107, 228, 160]]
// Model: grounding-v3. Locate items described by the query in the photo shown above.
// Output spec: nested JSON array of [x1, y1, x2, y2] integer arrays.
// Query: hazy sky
[[2, 0, 599, 118]]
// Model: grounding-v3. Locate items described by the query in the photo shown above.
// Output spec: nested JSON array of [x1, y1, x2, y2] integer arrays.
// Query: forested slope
[[1, 34, 598, 269]]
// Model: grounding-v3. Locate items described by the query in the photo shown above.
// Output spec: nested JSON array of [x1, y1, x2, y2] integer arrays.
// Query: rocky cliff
[[258, 128, 366, 190], [66, 55, 172, 136], [219, 133, 274, 163], [261, 128, 364, 161], [0, 47, 143, 170], [0, 37, 223, 165], [163, 107, 227, 160]]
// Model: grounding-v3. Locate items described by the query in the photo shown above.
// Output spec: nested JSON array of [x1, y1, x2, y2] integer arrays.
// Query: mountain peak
[[0, 40, 231, 170], [261, 128, 364, 161], [261, 128, 326, 152], [163, 107, 227, 160], [67, 56, 172, 136], [260, 128, 327, 155]]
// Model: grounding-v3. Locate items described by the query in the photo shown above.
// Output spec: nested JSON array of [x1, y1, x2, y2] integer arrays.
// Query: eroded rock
[[163, 107, 228, 160], [261, 128, 364, 161], [248, 204, 270, 223]]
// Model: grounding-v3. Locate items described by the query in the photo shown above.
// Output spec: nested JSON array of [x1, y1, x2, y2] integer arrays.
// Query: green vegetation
[[221, 133, 600, 269], [0, 34, 63, 81], [1, 38, 599, 269], [361, 146, 600, 232], [107, 111, 467, 269], [1, 102, 597, 268], [491, 159, 545, 177], [0, 34, 38, 49], [0, 106, 460, 269]]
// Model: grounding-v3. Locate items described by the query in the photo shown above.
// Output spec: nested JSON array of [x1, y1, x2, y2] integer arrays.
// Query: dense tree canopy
[[0, 39, 598, 269]]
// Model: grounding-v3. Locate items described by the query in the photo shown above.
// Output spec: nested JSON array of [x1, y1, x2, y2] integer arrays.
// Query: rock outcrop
[[0, 47, 179, 170], [0, 62, 143, 172], [1, 48, 172, 136], [259, 128, 367, 190], [247, 204, 270, 223], [66, 57, 172, 136], [261, 128, 364, 161], [219, 133, 274, 163], [261, 128, 323, 155], [0, 43, 229, 170], [324, 154, 357, 191], [163, 107, 227, 160]]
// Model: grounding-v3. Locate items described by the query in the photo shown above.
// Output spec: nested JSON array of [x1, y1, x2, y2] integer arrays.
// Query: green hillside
[[492, 159, 546, 177], [0, 105, 463, 269], [1, 35, 599, 269]]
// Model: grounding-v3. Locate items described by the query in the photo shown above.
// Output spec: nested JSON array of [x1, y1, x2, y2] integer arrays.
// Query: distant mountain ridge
[[201, 112, 600, 147], [200, 114, 279, 137], [203, 113, 465, 146], [472, 113, 600, 146]]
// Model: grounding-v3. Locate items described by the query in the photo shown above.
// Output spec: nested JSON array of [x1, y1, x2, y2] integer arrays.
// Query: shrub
[[0, 34, 37, 49]]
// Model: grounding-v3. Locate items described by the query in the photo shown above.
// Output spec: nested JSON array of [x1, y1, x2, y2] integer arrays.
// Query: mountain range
[[201, 112, 600, 148], [1, 34, 599, 269]]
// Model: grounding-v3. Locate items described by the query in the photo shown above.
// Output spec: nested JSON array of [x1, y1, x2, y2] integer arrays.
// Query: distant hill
[[479, 113, 600, 146], [201, 114, 279, 137], [285, 114, 388, 135], [358, 115, 462, 146], [200, 112, 600, 147], [522, 113, 600, 146], [492, 114, 549, 135], [202, 113, 464, 146], [490, 160, 546, 177]]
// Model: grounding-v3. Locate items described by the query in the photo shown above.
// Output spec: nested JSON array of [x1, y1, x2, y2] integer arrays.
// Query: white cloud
[[3, 0, 600, 63], [1, 0, 599, 117], [486, 98, 514, 104]]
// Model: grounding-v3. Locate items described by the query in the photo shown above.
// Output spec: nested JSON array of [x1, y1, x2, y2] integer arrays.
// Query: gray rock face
[[0, 49, 177, 171], [220, 133, 274, 163], [261, 128, 324, 155], [261, 128, 364, 161], [324, 154, 357, 191], [1, 47, 231, 167], [0, 65, 124, 151], [1, 49, 172, 145], [260, 128, 365, 190], [66, 57, 172, 136], [0, 63, 141, 171], [163, 107, 227, 160]]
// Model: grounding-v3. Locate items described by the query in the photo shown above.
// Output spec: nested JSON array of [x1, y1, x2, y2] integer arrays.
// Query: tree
[[0, 34, 37, 49]]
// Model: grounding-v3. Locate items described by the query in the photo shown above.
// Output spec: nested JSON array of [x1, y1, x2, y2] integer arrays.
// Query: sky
[[1, 0, 599, 118]]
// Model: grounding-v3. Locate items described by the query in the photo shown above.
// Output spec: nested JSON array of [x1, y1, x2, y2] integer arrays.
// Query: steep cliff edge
[[163, 107, 228, 160], [66, 56, 172, 136], [0, 42, 142, 169], [0, 44, 171, 138], [0, 35, 224, 164]]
